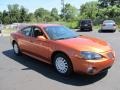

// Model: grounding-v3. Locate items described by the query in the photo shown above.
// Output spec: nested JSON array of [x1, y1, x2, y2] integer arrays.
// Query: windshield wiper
[[71, 35, 80, 38], [56, 38, 66, 40], [56, 36, 80, 40]]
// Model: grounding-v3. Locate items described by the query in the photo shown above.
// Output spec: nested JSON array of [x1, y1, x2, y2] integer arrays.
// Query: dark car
[[79, 19, 93, 31]]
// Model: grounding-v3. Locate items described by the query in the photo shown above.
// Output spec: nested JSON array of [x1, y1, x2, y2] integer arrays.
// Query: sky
[[0, 0, 97, 12]]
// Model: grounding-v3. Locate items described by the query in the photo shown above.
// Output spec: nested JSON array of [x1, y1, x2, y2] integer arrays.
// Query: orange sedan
[[10, 24, 115, 76]]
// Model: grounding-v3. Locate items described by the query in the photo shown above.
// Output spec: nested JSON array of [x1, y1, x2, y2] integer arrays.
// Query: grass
[[93, 25, 100, 30]]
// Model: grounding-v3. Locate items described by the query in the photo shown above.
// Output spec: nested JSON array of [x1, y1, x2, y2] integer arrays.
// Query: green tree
[[101, 6, 120, 18], [8, 4, 20, 23], [51, 8, 59, 21], [98, 0, 120, 7], [61, 4, 78, 21], [19, 6, 29, 22], [2, 10, 10, 24], [0, 12, 2, 22], [34, 8, 51, 22], [80, 1, 98, 20], [28, 13, 36, 22]]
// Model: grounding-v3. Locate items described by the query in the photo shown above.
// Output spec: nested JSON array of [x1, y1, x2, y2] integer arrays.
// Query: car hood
[[56, 36, 112, 53]]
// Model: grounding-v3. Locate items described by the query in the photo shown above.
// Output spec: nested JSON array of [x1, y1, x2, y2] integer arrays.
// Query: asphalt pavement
[[0, 31, 120, 90]]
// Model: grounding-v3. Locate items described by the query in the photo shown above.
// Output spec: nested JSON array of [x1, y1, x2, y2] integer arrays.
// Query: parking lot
[[0, 31, 120, 90]]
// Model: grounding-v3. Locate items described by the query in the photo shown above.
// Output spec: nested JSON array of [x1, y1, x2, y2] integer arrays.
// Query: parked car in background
[[11, 24, 115, 76], [101, 20, 116, 32], [79, 19, 93, 31], [10, 23, 29, 30]]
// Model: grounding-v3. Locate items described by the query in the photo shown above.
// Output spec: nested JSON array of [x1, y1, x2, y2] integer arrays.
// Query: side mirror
[[37, 36, 47, 41]]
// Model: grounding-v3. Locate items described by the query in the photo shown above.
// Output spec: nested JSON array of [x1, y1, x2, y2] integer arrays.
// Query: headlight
[[80, 51, 102, 60]]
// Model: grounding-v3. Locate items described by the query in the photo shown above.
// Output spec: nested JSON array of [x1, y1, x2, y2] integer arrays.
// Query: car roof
[[20, 24, 62, 31], [81, 19, 92, 21], [33, 24, 62, 28]]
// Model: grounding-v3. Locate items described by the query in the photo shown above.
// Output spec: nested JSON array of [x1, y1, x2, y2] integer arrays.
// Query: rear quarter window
[[21, 27, 32, 36]]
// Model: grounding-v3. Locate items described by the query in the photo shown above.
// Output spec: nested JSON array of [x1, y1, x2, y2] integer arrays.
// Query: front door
[[28, 26, 52, 62]]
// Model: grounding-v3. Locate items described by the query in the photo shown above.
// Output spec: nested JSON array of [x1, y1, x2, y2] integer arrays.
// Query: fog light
[[87, 67, 96, 74]]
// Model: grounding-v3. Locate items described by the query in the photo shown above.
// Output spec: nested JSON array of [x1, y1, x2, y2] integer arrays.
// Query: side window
[[21, 27, 32, 36], [32, 27, 44, 37]]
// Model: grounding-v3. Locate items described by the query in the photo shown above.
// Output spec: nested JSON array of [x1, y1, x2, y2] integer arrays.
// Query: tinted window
[[21, 27, 32, 36], [81, 20, 92, 24], [103, 20, 115, 23], [45, 26, 79, 40]]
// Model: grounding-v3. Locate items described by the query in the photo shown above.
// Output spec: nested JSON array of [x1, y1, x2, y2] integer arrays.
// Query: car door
[[19, 26, 33, 54], [28, 26, 52, 62]]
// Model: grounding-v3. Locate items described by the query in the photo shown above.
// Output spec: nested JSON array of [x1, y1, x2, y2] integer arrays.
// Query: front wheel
[[53, 53, 73, 76]]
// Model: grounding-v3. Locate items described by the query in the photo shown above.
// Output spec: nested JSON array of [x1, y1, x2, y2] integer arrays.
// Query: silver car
[[101, 20, 116, 32]]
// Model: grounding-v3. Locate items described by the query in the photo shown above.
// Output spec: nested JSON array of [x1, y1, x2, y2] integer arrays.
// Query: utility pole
[[61, 0, 65, 20]]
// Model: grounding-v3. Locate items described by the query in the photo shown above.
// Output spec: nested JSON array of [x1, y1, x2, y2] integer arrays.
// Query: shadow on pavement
[[2, 49, 107, 86], [76, 30, 92, 32], [98, 29, 116, 33]]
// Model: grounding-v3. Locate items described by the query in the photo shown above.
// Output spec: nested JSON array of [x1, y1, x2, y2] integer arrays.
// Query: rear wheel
[[53, 53, 73, 76], [89, 28, 92, 31], [13, 42, 21, 56]]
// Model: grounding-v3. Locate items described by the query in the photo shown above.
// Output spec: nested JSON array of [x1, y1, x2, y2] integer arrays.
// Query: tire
[[80, 28, 83, 31], [53, 53, 73, 76], [99, 69, 108, 76], [13, 42, 21, 56], [89, 28, 92, 31], [112, 30, 116, 32], [80, 27, 85, 32]]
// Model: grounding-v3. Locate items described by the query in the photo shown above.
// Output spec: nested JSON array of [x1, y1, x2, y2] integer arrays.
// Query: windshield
[[81, 20, 92, 24], [103, 20, 115, 23], [44, 26, 79, 40]]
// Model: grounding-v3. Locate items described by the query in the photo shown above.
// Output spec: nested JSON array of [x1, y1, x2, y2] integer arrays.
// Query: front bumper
[[80, 26, 92, 30], [71, 51, 115, 75]]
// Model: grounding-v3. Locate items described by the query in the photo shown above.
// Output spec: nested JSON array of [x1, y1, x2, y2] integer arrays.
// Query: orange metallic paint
[[11, 24, 115, 75]]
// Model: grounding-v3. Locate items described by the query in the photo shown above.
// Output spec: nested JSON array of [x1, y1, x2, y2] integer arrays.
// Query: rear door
[[19, 26, 33, 54]]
